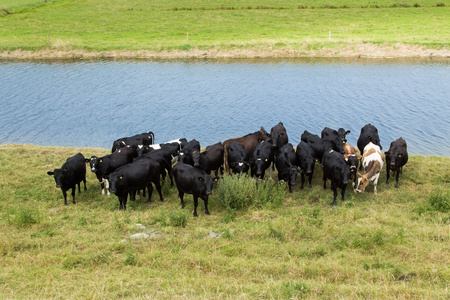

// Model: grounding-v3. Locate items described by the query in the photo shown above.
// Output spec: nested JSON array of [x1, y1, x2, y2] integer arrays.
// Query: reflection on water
[[0, 58, 449, 156]]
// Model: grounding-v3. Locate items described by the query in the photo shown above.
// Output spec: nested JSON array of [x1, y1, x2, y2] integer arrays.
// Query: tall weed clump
[[4, 206, 40, 227], [215, 174, 286, 210]]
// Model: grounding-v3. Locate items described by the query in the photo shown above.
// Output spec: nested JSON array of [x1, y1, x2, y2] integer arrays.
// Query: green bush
[[168, 210, 189, 228], [216, 174, 286, 210], [216, 174, 255, 210], [4, 206, 40, 227], [428, 188, 449, 213]]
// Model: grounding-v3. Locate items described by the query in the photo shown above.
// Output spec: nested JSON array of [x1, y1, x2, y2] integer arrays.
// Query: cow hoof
[[193, 213, 198, 217], [395, 184, 399, 189], [205, 210, 210, 215]]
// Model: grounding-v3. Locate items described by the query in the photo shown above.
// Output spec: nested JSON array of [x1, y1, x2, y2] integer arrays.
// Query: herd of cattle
[[47, 123, 409, 216]]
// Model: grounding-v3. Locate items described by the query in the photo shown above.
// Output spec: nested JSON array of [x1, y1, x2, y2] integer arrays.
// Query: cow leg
[[300, 173, 305, 189], [100, 181, 105, 195], [122, 193, 128, 210], [71, 186, 76, 204], [323, 173, 327, 190], [153, 178, 164, 202], [83, 177, 87, 191], [118, 194, 124, 210], [77, 182, 81, 193], [203, 196, 210, 215], [288, 182, 293, 193], [62, 189, 68, 205], [373, 174, 380, 194], [179, 191, 185, 209], [395, 170, 400, 189], [308, 174, 313, 188], [105, 179, 110, 196], [168, 166, 174, 187], [130, 190, 136, 201], [385, 165, 390, 184], [147, 184, 153, 203], [193, 195, 199, 217], [341, 184, 347, 202], [331, 183, 338, 206]]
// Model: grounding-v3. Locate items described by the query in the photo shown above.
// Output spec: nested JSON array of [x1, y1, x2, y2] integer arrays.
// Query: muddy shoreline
[[1, 43, 449, 60]]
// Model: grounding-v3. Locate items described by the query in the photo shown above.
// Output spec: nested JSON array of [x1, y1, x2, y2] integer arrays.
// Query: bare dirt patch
[[0, 43, 449, 59]]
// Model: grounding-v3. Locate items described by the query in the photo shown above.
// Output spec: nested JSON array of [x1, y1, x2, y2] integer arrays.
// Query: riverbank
[[1, 43, 449, 59], [1, 144, 449, 298]]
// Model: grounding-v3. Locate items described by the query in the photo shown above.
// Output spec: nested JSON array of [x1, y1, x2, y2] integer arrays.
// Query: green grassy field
[[1, 144, 449, 298], [0, 0, 448, 55]]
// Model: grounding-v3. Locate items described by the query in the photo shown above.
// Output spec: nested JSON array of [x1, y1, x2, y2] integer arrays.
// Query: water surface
[[0, 58, 448, 156]]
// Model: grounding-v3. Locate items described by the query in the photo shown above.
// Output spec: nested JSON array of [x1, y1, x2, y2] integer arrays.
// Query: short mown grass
[[0, 144, 449, 298], [0, 0, 448, 54]]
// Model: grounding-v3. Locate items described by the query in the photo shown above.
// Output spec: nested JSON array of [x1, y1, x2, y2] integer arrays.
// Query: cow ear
[[64, 168, 68, 172], [346, 130, 351, 135], [47, 171, 54, 176], [119, 175, 123, 180], [85, 159, 90, 163], [398, 154, 402, 157]]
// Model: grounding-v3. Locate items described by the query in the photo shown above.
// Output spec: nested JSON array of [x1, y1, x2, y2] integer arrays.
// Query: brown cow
[[223, 127, 271, 174]]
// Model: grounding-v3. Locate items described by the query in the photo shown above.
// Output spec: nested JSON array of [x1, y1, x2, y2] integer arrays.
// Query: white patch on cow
[[257, 158, 262, 161], [166, 139, 181, 144], [329, 149, 334, 153], [91, 167, 96, 172], [150, 144, 161, 150], [138, 145, 143, 149], [238, 163, 244, 166]]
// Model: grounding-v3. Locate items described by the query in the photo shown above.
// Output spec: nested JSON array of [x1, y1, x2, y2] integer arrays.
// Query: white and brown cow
[[356, 142, 384, 194]]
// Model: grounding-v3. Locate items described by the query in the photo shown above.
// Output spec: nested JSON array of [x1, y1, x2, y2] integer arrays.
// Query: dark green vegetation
[[1, 144, 449, 298], [0, 0, 448, 55]]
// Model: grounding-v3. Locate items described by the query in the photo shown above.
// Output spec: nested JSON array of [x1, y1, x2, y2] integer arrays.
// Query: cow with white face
[[356, 142, 384, 194]]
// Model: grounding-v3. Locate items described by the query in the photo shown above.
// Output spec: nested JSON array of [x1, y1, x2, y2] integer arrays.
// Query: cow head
[[196, 174, 214, 200], [47, 168, 67, 188], [355, 173, 368, 193], [344, 154, 361, 175], [281, 165, 299, 186], [85, 156, 99, 172], [252, 157, 270, 178], [108, 173, 124, 195], [230, 161, 250, 174], [192, 150, 201, 168], [385, 151, 405, 171], [270, 122, 288, 151], [299, 154, 315, 176], [259, 126, 271, 141]]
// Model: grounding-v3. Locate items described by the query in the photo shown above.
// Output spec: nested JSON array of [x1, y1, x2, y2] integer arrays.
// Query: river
[[0, 58, 448, 156]]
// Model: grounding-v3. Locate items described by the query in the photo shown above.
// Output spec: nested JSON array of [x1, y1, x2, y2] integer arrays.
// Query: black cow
[[295, 141, 316, 189], [47, 153, 87, 205], [322, 150, 350, 206], [178, 139, 201, 166], [301, 130, 339, 163], [357, 124, 382, 154], [135, 148, 173, 186], [85, 146, 136, 195], [270, 122, 288, 154], [192, 142, 224, 177], [173, 163, 214, 217], [109, 159, 163, 210], [227, 141, 250, 174], [275, 143, 299, 193], [251, 140, 273, 180], [137, 138, 187, 164], [321, 127, 349, 154], [111, 131, 155, 153], [385, 137, 408, 188]]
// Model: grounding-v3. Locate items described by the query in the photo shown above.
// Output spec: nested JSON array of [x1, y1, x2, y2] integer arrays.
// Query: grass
[[0, 0, 448, 55], [0, 143, 449, 298]]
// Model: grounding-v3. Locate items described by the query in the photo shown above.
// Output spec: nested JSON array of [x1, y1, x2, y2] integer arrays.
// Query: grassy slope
[[0, 0, 448, 54], [0, 144, 449, 298]]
